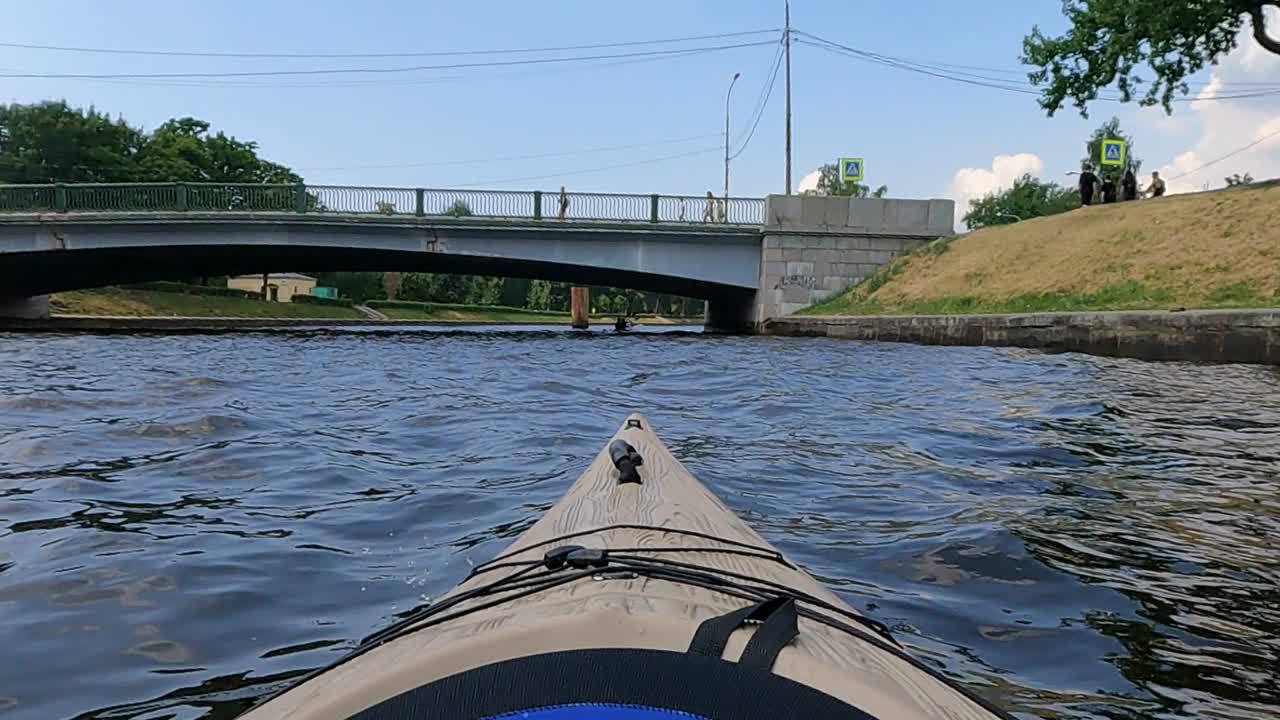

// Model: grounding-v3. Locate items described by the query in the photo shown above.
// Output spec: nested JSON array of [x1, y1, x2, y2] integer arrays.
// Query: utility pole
[[784, 0, 793, 195]]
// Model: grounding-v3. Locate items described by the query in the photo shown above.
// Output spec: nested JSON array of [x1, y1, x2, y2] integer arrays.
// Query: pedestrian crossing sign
[[840, 157, 864, 182], [1101, 139, 1125, 166]]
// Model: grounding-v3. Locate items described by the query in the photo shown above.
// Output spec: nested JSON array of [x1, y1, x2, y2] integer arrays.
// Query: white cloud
[[1153, 8, 1280, 194], [1136, 102, 1191, 135], [796, 168, 821, 194], [945, 152, 1045, 229]]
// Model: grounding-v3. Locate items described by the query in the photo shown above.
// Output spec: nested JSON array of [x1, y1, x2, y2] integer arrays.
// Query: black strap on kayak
[[608, 439, 644, 484], [689, 596, 800, 671], [471, 523, 792, 573]]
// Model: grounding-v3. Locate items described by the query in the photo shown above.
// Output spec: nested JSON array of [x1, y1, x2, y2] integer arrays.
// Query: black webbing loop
[[687, 596, 799, 671], [739, 597, 799, 670]]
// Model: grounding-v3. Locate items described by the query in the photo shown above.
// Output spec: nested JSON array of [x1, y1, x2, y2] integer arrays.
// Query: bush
[[291, 294, 354, 307], [120, 281, 260, 299]]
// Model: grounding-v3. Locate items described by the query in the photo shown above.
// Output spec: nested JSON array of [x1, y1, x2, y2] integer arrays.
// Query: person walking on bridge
[[557, 186, 570, 219]]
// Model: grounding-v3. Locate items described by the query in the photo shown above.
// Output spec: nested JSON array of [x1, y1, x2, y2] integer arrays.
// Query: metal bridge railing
[[655, 195, 765, 224], [0, 183, 765, 225]]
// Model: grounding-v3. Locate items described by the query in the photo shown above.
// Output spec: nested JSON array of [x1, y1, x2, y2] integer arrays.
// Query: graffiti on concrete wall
[[776, 275, 817, 290]]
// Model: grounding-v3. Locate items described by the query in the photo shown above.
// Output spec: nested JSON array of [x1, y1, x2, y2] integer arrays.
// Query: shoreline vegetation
[[49, 288, 702, 325], [804, 182, 1279, 317]]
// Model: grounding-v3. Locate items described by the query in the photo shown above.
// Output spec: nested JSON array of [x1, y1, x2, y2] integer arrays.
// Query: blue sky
[[3, 1, 1277, 221]]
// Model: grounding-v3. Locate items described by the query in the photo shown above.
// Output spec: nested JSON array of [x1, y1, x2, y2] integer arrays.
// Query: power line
[[0, 29, 779, 59], [460, 146, 720, 186], [793, 31, 1280, 90], [738, 40, 784, 134], [796, 31, 1280, 102], [298, 133, 721, 171], [796, 36, 1042, 95], [730, 40, 785, 160], [69, 51, 724, 89], [1166, 126, 1280, 182], [0, 40, 777, 79]]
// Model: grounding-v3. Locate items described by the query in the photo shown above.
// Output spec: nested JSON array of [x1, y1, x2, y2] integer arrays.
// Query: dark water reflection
[[0, 327, 1277, 719]]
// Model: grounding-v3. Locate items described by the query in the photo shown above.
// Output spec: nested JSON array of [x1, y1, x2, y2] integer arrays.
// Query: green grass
[[804, 180, 1280, 317], [1204, 281, 1262, 305], [51, 288, 364, 318]]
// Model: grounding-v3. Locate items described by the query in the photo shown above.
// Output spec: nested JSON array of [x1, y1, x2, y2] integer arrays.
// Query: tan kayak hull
[[241, 413, 1000, 720]]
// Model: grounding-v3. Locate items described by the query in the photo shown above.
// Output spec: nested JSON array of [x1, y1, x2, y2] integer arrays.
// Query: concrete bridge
[[0, 183, 953, 330]]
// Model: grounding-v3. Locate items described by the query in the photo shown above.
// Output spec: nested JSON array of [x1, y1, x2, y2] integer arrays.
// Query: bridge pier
[[752, 196, 955, 328], [0, 295, 50, 320], [570, 286, 590, 329], [703, 293, 755, 333]]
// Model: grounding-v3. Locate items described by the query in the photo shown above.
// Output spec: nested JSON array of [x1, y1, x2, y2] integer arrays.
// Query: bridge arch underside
[[0, 245, 756, 322]]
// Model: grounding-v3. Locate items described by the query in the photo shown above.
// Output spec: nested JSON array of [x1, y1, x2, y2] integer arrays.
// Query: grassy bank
[[804, 182, 1280, 316], [52, 288, 365, 319]]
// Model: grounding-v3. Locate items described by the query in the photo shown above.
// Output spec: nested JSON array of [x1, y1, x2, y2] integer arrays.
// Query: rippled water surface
[[1, 326, 1278, 720]]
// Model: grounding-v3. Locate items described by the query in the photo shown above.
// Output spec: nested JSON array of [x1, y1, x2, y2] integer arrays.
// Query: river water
[[0, 326, 1277, 720]]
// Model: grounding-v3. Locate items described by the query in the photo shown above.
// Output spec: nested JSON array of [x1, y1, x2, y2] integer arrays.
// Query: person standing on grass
[[557, 186, 570, 219], [1122, 170, 1138, 201], [1101, 175, 1118, 204], [1147, 171, 1166, 198], [1079, 164, 1099, 206]]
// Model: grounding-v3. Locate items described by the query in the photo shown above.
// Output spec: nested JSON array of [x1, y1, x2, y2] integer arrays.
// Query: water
[[1, 326, 1277, 720]]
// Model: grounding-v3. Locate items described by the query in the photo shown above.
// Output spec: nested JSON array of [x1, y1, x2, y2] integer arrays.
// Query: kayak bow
[[239, 413, 1008, 720]]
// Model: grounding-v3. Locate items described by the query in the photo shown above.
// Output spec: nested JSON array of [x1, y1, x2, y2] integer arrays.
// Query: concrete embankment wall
[[752, 195, 954, 325], [0, 295, 49, 319], [764, 310, 1280, 365]]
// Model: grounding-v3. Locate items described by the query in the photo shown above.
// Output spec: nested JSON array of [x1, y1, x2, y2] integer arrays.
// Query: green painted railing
[[0, 183, 766, 225]]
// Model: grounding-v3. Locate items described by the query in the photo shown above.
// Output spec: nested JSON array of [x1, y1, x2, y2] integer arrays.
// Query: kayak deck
[[240, 413, 1004, 720]]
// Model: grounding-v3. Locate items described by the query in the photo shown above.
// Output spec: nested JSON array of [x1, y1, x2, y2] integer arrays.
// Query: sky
[[3, 1, 1278, 228]]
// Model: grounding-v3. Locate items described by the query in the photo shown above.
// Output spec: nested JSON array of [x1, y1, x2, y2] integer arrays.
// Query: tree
[[499, 278, 531, 307], [0, 101, 144, 183], [139, 117, 298, 184], [442, 200, 473, 217], [803, 163, 888, 198], [314, 272, 384, 303], [383, 272, 402, 301], [525, 280, 553, 310], [1225, 172, 1255, 186], [468, 276, 502, 305], [1085, 117, 1142, 178], [963, 174, 1081, 229], [1023, 0, 1280, 117], [0, 102, 301, 186]]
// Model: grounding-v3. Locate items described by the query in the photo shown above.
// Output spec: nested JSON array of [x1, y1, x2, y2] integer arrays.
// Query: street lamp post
[[724, 72, 741, 215]]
